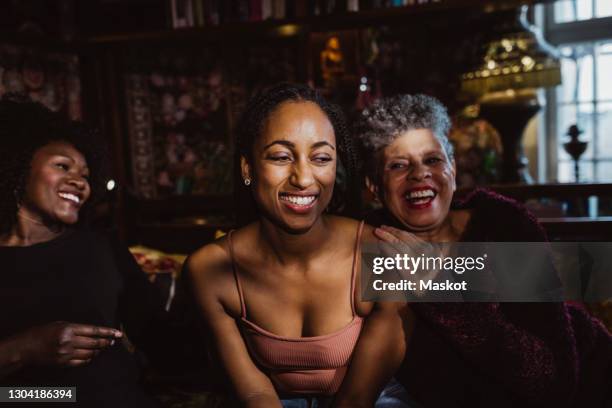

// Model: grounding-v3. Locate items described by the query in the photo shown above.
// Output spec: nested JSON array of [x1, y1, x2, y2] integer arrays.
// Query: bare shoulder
[[325, 215, 368, 238], [187, 234, 246, 317], [360, 223, 377, 246], [187, 237, 231, 280]]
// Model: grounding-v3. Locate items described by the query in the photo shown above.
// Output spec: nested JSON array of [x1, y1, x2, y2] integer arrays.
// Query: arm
[[0, 334, 27, 378], [333, 301, 413, 408], [186, 246, 282, 408], [0, 323, 121, 379]]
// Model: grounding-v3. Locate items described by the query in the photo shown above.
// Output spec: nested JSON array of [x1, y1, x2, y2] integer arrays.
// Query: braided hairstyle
[[234, 83, 362, 227], [0, 93, 108, 235]]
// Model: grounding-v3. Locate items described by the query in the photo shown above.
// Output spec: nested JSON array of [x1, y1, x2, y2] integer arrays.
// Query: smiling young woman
[[186, 83, 415, 408], [0, 95, 164, 408]]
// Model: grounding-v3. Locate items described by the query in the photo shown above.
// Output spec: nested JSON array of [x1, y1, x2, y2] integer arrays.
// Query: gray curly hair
[[356, 94, 453, 182]]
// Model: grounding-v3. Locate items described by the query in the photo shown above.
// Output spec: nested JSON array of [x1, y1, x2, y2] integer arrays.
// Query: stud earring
[[244, 178, 251, 186]]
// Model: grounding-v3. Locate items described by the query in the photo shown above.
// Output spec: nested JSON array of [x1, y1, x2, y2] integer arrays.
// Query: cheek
[[382, 173, 403, 200], [318, 166, 336, 188], [438, 167, 456, 191], [256, 165, 288, 188], [26, 170, 55, 198], [82, 185, 92, 202]]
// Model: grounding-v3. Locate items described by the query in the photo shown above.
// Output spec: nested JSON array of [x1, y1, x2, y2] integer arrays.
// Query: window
[[554, 0, 612, 23], [539, 0, 612, 182]]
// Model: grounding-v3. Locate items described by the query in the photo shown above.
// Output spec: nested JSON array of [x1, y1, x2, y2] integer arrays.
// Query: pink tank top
[[228, 221, 365, 396]]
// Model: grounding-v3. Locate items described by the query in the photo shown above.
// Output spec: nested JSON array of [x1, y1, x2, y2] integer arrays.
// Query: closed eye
[[312, 155, 332, 164], [425, 157, 443, 165], [388, 162, 407, 170], [268, 155, 292, 163]]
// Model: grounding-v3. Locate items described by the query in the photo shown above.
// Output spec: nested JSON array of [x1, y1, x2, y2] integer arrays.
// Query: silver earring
[[244, 178, 251, 186]]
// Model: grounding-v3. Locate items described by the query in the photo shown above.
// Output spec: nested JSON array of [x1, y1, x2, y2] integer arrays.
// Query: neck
[[412, 217, 457, 242], [1, 209, 65, 246], [383, 207, 461, 242], [258, 216, 331, 266]]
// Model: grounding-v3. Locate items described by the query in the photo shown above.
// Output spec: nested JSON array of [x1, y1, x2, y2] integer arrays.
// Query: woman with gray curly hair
[[355, 94, 611, 407], [357, 94, 465, 241]]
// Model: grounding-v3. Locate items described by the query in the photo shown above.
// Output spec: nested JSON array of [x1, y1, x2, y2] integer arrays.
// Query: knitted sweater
[[366, 189, 612, 407]]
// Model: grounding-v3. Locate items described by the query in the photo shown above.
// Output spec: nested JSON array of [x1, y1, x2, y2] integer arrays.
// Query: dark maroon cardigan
[[366, 189, 612, 407]]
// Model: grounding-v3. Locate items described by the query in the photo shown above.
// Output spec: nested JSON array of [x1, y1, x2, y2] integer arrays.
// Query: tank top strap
[[227, 230, 247, 319], [350, 220, 365, 317]]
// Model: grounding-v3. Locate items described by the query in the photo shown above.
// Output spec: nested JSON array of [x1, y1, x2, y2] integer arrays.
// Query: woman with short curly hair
[[356, 93, 611, 407], [0, 95, 162, 408]]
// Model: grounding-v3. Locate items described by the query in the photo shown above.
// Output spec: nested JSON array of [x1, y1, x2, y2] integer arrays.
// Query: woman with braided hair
[[186, 83, 414, 408]]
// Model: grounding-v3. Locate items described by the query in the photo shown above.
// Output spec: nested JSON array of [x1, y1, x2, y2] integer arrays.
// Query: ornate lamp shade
[[461, 6, 561, 95], [460, 5, 562, 183]]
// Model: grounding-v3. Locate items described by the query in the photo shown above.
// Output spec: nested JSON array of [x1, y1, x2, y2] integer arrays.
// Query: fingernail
[[114, 331, 123, 338], [110, 339, 115, 346]]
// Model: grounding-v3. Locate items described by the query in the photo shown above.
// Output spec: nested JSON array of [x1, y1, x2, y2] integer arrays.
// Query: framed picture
[[0, 45, 81, 120]]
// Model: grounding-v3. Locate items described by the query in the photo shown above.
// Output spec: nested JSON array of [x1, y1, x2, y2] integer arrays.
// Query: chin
[[280, 217, 318, 235], [55, 212, 80, 225], [395, 212, 441, 231]]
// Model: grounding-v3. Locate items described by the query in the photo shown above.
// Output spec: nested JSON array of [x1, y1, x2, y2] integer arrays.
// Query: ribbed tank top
[[227, 221, 365, 396]]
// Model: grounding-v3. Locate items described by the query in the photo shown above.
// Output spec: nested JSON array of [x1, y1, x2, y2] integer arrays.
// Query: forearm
[[242, 392, 283, 408], [0, 334, 30, 379], [333, 303, 412, 407]]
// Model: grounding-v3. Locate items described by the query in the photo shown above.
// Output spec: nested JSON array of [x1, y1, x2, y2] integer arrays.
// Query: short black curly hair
[[234, 83, 362, 226], [0, 93, 108, 235]]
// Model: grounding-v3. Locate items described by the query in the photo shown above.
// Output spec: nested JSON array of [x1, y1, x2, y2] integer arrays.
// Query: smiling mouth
[[58, 192, 81, 205], [279, 193, 318, 209], [404, 189, 437, 207]]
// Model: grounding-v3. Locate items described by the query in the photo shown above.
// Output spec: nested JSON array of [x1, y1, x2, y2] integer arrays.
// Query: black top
[[0, 228, 162, 407]]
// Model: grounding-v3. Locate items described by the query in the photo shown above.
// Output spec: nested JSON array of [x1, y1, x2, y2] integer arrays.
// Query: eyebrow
[[263, 140, 336, 151], [53, 154, 90, 170]]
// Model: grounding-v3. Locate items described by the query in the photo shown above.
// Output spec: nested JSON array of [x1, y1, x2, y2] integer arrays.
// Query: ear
[[365, 176, 379, 199], [240, 156, 251, 182]]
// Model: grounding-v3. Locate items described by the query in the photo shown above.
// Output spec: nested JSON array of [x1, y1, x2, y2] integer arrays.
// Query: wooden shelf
[[85, 0, 550, 45], [476, 183, 612, 201]]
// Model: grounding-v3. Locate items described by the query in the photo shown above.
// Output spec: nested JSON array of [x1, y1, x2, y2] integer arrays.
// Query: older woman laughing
[[356, 94, 611, 408]]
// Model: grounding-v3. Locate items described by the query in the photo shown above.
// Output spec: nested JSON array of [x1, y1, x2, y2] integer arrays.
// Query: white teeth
[[58, 192, 80, 204], [280, 195, 316, 206], [408, 189, 435, 199]]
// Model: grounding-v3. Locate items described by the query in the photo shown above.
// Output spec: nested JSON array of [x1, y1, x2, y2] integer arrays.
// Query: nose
[[68, 174, 88, 190], [408, 162, 432, 181], [289, 159, 315, 189]]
